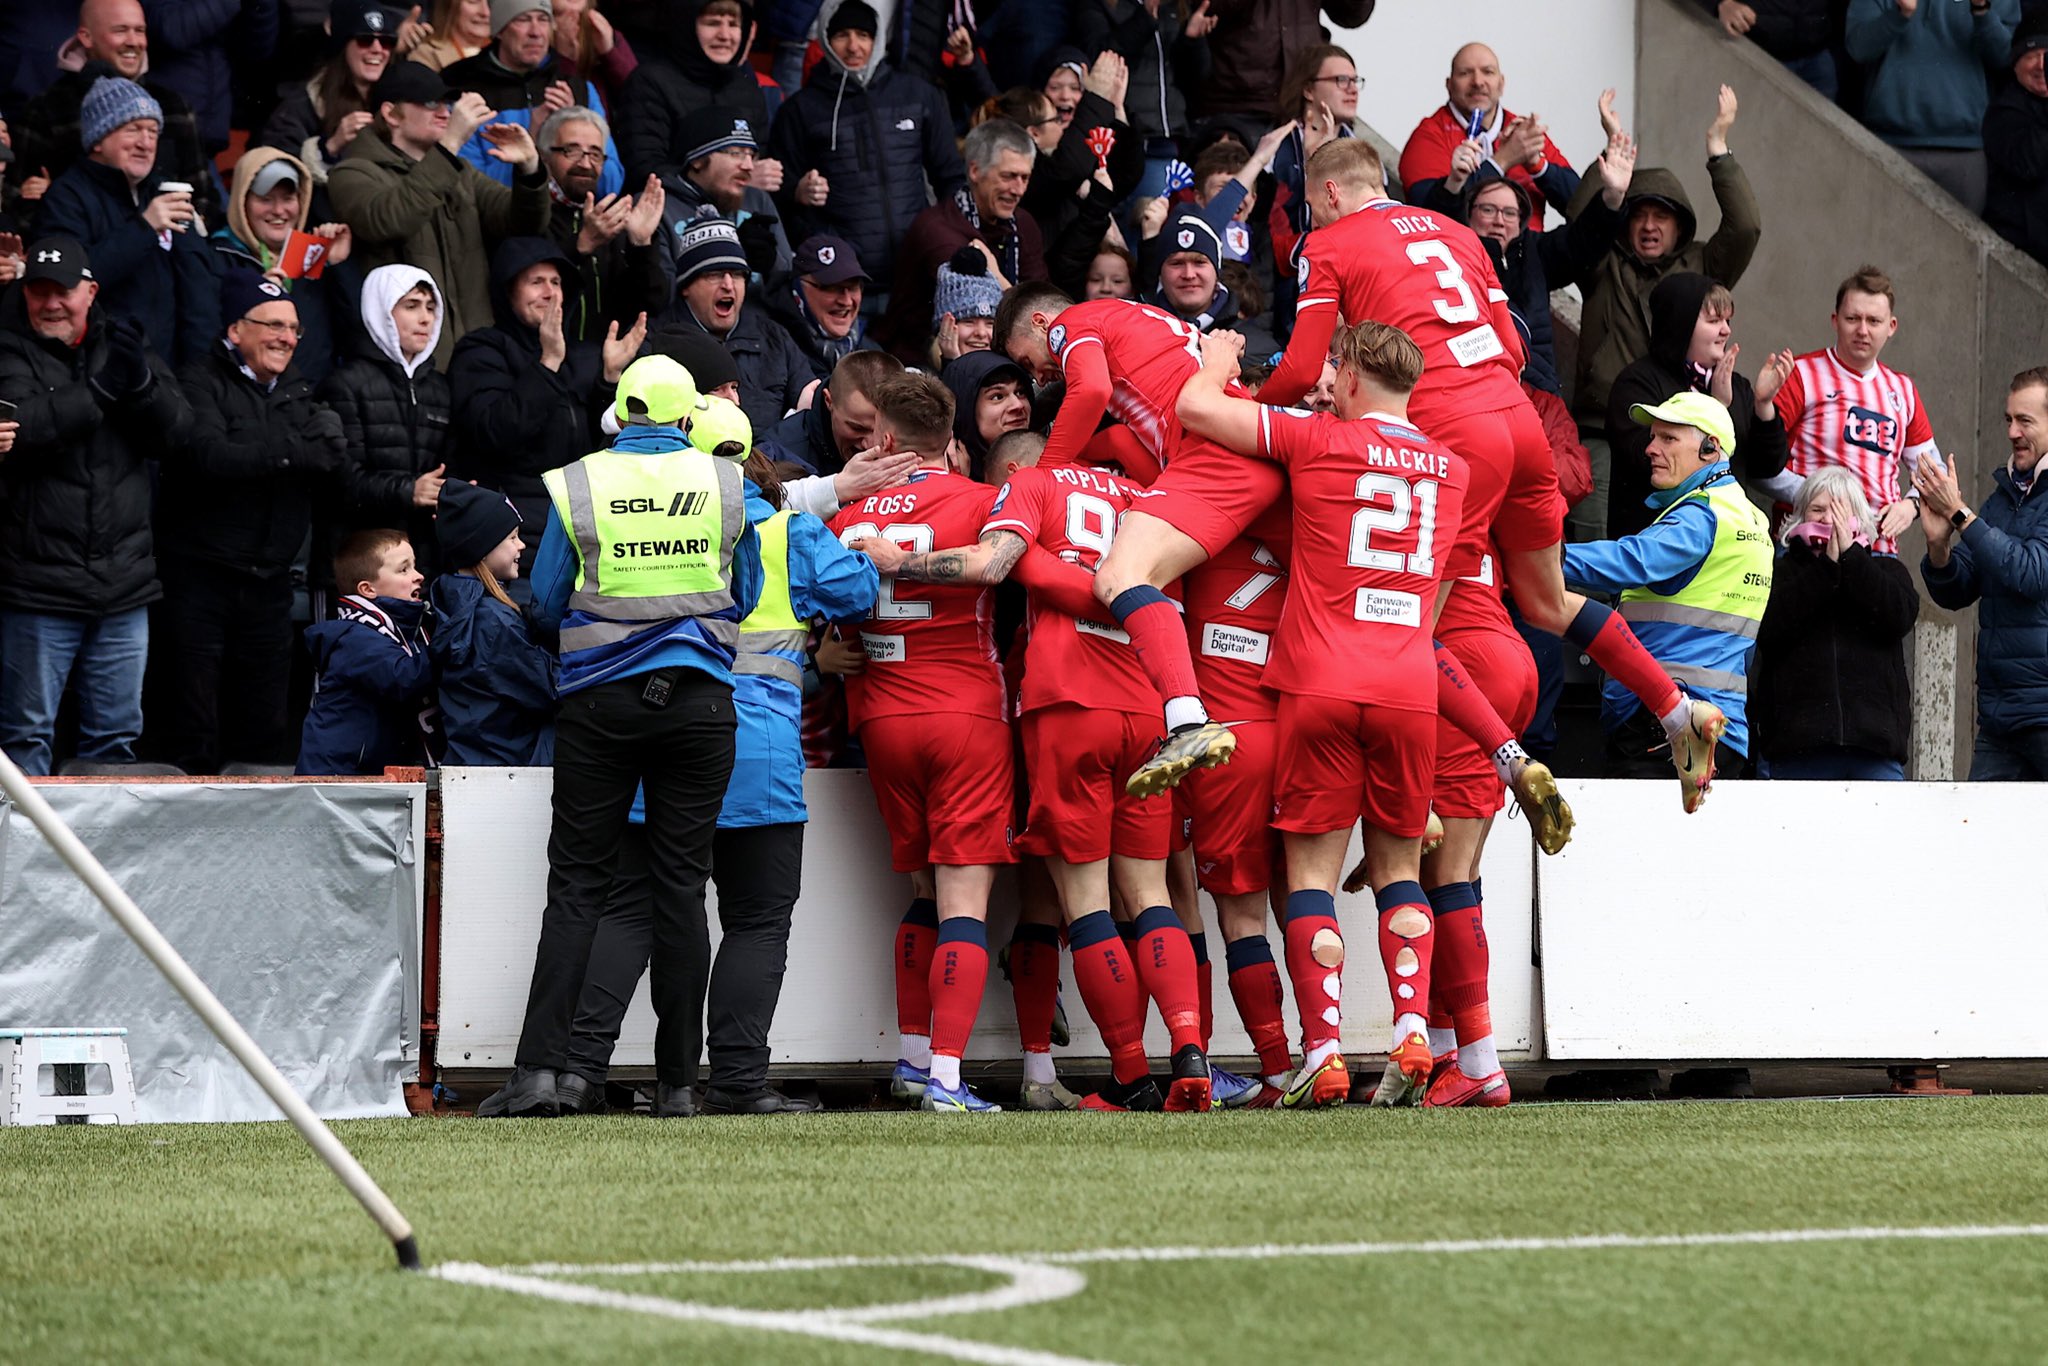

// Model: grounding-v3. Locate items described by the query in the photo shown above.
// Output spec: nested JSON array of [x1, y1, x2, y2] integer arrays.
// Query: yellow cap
[[688, 393, 753, 460], [1628, 390, 1736, 457], [614, 355, 700, 426]]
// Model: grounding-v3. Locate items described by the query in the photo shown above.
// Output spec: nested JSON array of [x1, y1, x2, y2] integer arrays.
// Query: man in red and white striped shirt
[[1765, 265, 1941, 553]]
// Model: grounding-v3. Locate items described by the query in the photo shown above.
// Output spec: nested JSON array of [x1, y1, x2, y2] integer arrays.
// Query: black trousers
[[514, 671, 736, 1084], [566, 820, 805, 1092], [142, 560, 294, 772]]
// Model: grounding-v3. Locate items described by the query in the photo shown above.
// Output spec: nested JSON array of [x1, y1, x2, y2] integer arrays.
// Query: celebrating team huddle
[[835, 139, 1726, 1114]]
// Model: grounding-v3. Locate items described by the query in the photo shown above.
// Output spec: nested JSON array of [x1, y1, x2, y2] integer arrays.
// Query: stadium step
[[1, 1028, 139, 1126]]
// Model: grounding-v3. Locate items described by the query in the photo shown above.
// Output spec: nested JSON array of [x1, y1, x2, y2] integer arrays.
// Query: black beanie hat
[[828, 1, 879, 37], [436, 480, 522, 568]]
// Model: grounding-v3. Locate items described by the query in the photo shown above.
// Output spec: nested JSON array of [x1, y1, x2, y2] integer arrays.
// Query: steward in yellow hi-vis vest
[[481, 356, 764, 1120], [1562, 391, 1773, 770]]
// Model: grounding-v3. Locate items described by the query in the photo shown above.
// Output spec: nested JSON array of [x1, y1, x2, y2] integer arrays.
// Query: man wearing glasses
[[538, 104, 671, 341], [444, 0, 626, 196], [144, 269, 352, 775], [1398, 42, 1580, 227]]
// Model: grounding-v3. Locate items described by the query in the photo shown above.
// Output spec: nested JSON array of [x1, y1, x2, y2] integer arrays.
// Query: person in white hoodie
[[317, 263, 458, 577]]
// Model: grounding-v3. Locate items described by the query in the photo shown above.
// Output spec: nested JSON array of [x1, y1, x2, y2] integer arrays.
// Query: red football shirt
[[1181, 528, 1291, 724], [1255, 407, 1468, 711], [1265, 199, 1526, 411], [983, 464, 1164, 718], [1040, 297, 1238, 471], [828, 469, 1005, 727]]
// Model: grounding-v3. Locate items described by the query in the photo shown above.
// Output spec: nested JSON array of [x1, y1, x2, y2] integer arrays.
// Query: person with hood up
[[665, 215, 815, 432], [450, 234, 647, 581], [429, 477, 559, 764], [1138, 209, 1277, 361], [765, 0, 965, 293], [321, 263, 456, 574], [327, 58, 553, 367], [13, 0, 224, 228], [939, 348, 1030, 482], [616, 0, 779, 190], [1605, 272, 1794, 538], [1567, 83, 1761, 540], [260, 0, 402, 185], [1983, 12, 2048, 268], [146, 268, 349, 774], [444, 0, 627, 196], [296, 527, 436, 775], [209, 148, 361, 383]]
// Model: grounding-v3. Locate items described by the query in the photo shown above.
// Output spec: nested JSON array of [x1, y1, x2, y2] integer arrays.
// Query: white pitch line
[[432, 1261, 1112, 1366], [515, 1221, 2048, 1278]]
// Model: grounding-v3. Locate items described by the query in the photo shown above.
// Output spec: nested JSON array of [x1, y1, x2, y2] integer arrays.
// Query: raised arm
[[1174, 329, 1261, 456], [854, 526, 1030, 585]]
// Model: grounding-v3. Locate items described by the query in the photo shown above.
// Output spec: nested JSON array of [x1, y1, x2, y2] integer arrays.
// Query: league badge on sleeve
[[1047, 323, 1067, 356], [1297, 255, 1311, 289]]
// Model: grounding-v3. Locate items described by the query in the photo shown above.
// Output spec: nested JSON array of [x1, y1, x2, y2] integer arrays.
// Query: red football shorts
[[1274, 693, 1436, 839], [1129, 433, 1287, 558], [1179, 718, 1280, 896], [1018, 704, 1171, 863], [1432, 625, 1539, 820], [1414, 398, 1564, 556], [859, 713, 1017, 871]]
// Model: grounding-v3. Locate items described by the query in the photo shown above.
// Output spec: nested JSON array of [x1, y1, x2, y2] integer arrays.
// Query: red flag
[[279, 231, 332, 280]]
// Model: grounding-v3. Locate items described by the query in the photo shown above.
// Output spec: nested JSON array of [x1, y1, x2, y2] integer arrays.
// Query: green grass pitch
[[5, 1098, 2048, 1364]]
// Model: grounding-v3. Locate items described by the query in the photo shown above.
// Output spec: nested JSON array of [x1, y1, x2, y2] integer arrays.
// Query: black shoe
[[1087, 1074, 1164, 1112], [556, 1072, 606, 1115], [652, 1082, 699, 1117], [1165, 1043, 1213, 1112], [475, 1067, 559, 1117], [1669, 1066, 1753, 1100], [701, 1086, 823, 1115]]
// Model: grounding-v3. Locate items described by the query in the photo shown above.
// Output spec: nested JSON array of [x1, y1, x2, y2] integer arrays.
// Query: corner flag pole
[[0, 753, 420, 1270]]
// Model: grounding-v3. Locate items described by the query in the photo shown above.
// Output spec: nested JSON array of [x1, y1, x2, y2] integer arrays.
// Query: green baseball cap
[[1628, 390, 1736, 456]]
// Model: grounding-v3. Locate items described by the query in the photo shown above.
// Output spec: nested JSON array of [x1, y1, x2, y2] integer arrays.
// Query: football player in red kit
[[992, 285, 1271, 798], [1178, 321, 1467, 1109], [855, 464, 1217, 1113], [1262, 137, 1726, 818], [828, 374, 1016, 1114]]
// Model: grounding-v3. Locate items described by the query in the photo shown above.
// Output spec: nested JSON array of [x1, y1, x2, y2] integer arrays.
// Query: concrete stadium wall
[[1634, 0, 2048, 777]]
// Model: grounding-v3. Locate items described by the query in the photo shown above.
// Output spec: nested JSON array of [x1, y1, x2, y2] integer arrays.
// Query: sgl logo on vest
[[609, 491, 715, 517]]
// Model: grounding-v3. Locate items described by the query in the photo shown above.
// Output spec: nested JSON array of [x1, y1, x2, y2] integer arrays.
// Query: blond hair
[[1303, 138, 1384, 197], [1333, 320, 1424, 394]]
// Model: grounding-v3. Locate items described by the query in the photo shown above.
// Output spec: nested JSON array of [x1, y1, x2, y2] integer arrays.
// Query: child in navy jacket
[[296, 530, 434, 775], [430, 481, 559, 765]]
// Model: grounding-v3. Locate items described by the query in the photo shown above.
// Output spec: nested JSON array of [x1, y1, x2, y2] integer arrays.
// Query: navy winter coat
[[665, 300, 815, 434], [296, 596, 434, 776], [1922, 464, 2048, 739], [429, 573, 559, 766], [765, 52, 964, 288]]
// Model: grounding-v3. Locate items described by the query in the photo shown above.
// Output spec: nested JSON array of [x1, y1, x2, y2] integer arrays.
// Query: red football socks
[[1376, 880, 1434, 1034], [1568, 603, 1683, 718], [1225, 934, 1293, 1077], [1283, 890, 1344, 1054], [1131, 906, 1203, 1052], [1434, 639, 1517, 754], [894, 899, 938, 1037], [1007, 922, 1062, 1055], [1069, 911, 1151, 1084], [1426, 882, 1489, 1017], [1109, 587, 1206, 721], [928, 919, 989, 1062]]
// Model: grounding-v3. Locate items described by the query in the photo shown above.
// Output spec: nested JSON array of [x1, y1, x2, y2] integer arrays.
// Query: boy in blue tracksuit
[[297, 530, 434, 776], [560, 401, 879, 1116]]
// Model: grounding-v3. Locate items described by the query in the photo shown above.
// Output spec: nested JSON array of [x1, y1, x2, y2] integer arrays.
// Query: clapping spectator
[[0, 114, 48, 246], [37, 76, 221, 366], [1983, 12, 2048, 267], [1072, 0, 1213, 193], [1751, 468, 1917, 780], [1570, 84, 1761, 538], [414, 0, 495, 70], [449, 235, 643, 578], [1399, 42, 1580, 225], [14, 0, 224, 229], [551, 0, 637, 109], [617, 0, 776, 190], [320, 264, 454, 572], [880, 118, 1042, 360], [767, 1, 963, 293], [1848, 0, 2017, 214], [210, 149, 360, 382], [1018, 52, 1145, 295], [146, 269, 345, 774], [327, 60, 552, 365], [137, 0, 279, 155], [260, 0, 397, 184], [666, 216, 813, 431], [0, 236, 188, 775], [658, 105, 790, 287], [539, 106, 670, 339], [775, 232, 879, 380], [445, 0, 626, 195], [1708, 0, 1837, 99]]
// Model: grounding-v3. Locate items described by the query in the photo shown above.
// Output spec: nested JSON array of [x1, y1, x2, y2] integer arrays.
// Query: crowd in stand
[[0, 0, 2041, 792]]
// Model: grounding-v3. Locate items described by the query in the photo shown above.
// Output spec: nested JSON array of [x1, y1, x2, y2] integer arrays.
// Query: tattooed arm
[[853, 528, 1030, 585]]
